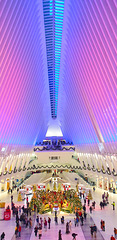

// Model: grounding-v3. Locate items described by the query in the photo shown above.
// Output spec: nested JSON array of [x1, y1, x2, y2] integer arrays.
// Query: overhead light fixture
[[1, 147, 5, 152]]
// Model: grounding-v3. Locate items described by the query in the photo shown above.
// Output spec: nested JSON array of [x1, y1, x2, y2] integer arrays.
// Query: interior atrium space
[[0, 0, 116, 240]]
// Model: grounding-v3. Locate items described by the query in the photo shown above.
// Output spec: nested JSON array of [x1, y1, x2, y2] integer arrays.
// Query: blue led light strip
[[43, 0, 64, 118]]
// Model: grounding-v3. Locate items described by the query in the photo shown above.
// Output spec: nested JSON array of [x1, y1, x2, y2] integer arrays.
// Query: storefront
[[98, 178, 103, 188], [104, 178, 108, 191], [109, 179, 116, 193]]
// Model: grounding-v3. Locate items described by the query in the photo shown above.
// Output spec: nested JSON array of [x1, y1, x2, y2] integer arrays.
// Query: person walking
[[0, 232, 5, 240], [83, 204, 86, 212], [34, 225, 38, 237], [44, 218, 47, 231], [89, 206, 93, 213], [74, 217, 76, 227], [112, 202, 115, 210], [38, 224, 42, 239], [61, 216, 64, 224], [101, 220, 103, 231], [55, 216, 58, 225], [40, 217, 43, 228], [69, 221, 72, 232], [76, 216, 79, 226], [48, 217, 51, 229], [92, 201, 96, 209], [93, 224, 97, 238], [80, 216, 84, 226], [25, 217, 28, 228], [76, 210, 78, 218], [90, 226, 94, 238], [100, 201, 103, 210], [15, 226, 18, 238], [58, 230, 62, 240], [114, 228, 117, 239], [110, 235, 116, 240], [84, 211, 87, 220], [55, 210, 57, 218], [36, 215, 39, 225], [29, 217, 32, 228], [72, 233, 77, 240], [18, 224, 21, 238], [102, 221, 105, 231], [66, 222, 70, 234], [88, 199, 90, 206]]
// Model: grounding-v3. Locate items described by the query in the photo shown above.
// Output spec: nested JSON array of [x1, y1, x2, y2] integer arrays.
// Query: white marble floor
[[86, 188, 117, 240], [64, 172, 117, 239], [30, 212, 85, 240], [0, 172, 117, 240]]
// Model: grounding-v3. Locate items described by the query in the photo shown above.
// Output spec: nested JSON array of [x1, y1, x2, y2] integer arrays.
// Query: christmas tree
[[46, 183, 50, 191], [53, 182, 57, 191], [17, 192, 22, 202], [33, 185, 36, 192], [88, 190, 93, 200], [58, 183, 61, 191], [33, 192, 37, 199], [76, 183, 79, 193]]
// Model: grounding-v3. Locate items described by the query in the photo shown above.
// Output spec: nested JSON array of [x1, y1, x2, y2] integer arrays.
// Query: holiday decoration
[[17, 192, 22, 202], [53, 182, 57, 191], [33, 185, 36, 192], [76, 183, 79, 192], [58, 183, 61, 191], [30, 189, 82, 214], [88, 190, 93, 200], [33, 192, 37, 199], [46, 183, 50, 191]]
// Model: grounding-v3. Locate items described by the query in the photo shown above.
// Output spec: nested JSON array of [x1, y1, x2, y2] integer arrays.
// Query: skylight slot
[[43, 0, 64, 119]]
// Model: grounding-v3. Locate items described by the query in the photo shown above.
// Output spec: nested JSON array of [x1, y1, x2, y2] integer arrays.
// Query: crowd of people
[[80, 191, 117, 239], [33, 213, 78, 240], [0, 186, 117, 239], [34, 216, 52, 239], [14, 204, 33, 238], [100, 192, 109, 209]]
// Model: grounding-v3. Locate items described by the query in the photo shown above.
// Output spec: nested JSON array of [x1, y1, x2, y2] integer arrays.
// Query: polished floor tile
[[0, 172, 117, 240]]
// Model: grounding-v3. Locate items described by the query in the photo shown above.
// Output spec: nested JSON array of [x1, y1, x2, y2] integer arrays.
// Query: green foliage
[[61, 208, 71, 213], [30, 189, 82, 214], [40, 208, 51, 214]]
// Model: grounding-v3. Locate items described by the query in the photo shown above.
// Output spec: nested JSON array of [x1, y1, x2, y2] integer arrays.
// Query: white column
[[102, 178, 104, 189], [10, 179, 12, 189], [26, 154, 30, 168], [96, 177, 98, 188], [5, 180, 7, 192], [106, 179, 109, 190], [21, 154, 25, 168]]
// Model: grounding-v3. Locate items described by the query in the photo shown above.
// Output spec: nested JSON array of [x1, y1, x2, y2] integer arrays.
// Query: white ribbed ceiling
[[0, 0, 116, 151]]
